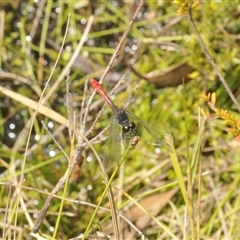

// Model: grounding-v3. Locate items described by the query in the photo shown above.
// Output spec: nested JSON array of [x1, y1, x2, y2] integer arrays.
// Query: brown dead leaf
[[122, 188, 178, 239], [129, 188, 178, 229], [145, 61, 194, 88]]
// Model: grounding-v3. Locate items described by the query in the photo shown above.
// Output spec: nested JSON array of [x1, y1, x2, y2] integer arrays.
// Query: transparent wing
[[125, 111, 172, 152], [102, 116, 122, 170]]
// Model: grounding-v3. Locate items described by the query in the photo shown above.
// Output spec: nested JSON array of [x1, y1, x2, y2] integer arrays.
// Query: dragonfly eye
[[123, 122, 136, 133]]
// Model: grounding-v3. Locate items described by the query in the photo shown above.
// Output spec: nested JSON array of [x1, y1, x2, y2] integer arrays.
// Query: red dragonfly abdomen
[[90, 79, 116, 111]]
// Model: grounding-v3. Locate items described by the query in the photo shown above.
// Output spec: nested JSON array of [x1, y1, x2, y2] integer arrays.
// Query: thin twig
[[79, 77, 90, 133], [66, 70, 73, 139], [41, 121, 69, 161], [188, 10, 240, 113], [2, 183, 12, 239], [126, 80, 139, 109], [26, 1, 45, 57], [99, 0, 144, 84]]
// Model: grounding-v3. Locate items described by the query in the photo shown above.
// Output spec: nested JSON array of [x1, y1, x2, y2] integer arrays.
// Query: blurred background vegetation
[[0, 0, 240, 239]]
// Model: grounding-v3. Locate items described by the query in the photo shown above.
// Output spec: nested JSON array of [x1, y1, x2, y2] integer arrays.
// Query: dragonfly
[[90, 79, 171, 168]]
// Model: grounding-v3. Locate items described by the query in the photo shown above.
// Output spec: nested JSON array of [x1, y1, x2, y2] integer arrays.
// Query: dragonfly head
[[122, 122, 136, 133]]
